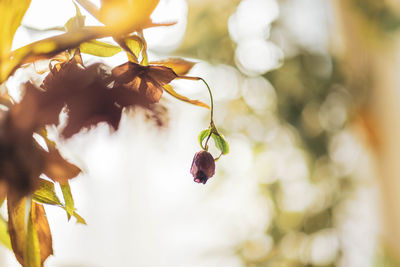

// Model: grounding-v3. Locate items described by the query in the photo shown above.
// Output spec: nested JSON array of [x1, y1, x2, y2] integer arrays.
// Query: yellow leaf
[[60, 182, 74, 220], [0, 216, 11, 250], [0, 0, 31, 58], [1, 26, 112, 83], [124, 36, 145, 62], [8, 198, 53, 266], [0, 0, 32, 82], [26, 210, 41, 267], [150, 59, 196, 75], [72, 211, 87, 225], [29, 202, 52, 265], [163, 84, 209, 109], [80, 40, 122, 57]]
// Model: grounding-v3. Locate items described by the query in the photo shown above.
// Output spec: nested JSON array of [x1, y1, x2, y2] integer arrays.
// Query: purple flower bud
[[190, 150, 215, 184]]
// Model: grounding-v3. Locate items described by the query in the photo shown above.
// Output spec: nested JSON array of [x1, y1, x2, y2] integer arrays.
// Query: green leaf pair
[[33, 179, 86, 224], [198, 128, 229, 156]]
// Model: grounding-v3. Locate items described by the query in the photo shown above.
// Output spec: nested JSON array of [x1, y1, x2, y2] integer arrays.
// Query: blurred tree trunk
[[333, 0, 400, 257]]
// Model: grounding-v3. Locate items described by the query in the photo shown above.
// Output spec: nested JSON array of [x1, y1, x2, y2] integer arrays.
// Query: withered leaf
[[41, 145, 81, 184], [0, 113, 44, 198], [112, 62, 177, 103], [41, 51, 87, 93], [8, 198, 53, 266], [11, 83, 64, 131], [40, 55, 166, 138], [1, 77, 80, 197], [41, 56, 122, 138], [7, 197, 26, 265], [28, 202, 53, 266], [61, 79, 124, 138]]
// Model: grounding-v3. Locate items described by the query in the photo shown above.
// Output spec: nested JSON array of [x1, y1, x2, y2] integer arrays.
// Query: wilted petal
[[112, 62, 177, 103], [41, 145, 81, 184], [11, 83, 64, 131], [61, 81, 123, 138]]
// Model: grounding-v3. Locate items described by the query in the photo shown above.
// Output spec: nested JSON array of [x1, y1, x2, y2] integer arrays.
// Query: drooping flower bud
[[190, 150, 215, 184]]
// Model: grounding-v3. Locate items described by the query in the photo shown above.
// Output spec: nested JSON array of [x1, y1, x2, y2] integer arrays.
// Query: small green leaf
[[212, 133, 229, 155], [33, 179, 62, 206], [61, 182, 74, 220], [72, 211, 87, 225], [198, 129, 211, 150], [80, 40, 122, 57], [60, 182, 86, 224]]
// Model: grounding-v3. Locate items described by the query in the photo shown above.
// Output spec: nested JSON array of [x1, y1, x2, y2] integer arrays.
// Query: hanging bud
[[190, 150, 215, 184]]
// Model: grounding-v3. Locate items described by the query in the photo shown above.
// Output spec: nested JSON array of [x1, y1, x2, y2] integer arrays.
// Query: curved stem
[[177, 76, 214, 124], [204, 131, 212, 151], [199, 77, 214, 124]]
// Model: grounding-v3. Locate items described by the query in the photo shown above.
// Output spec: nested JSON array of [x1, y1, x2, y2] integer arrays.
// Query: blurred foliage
[[180, 0, 365, 266], [176, 0, 240, 65], [354, 0, 400, 33], [266, 54, 346, 158]]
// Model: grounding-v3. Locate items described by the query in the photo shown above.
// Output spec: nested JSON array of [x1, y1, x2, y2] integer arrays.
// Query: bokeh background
[[2, 0, 400, 266]]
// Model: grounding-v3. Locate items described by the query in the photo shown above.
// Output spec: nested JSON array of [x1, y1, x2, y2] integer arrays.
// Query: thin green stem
[[204, 132, 211, 151], [199, 77, 214, 124], [177, 76, 214, 124]]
